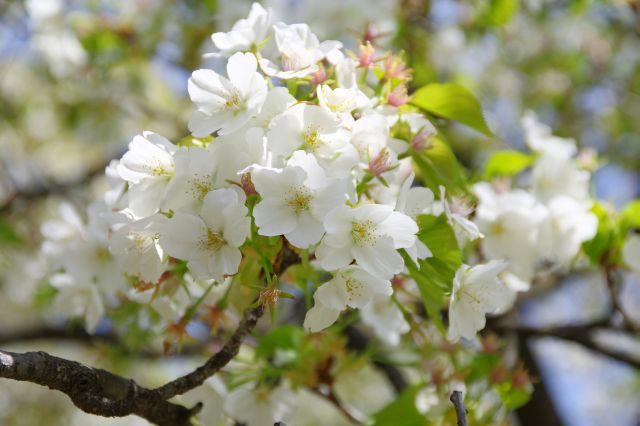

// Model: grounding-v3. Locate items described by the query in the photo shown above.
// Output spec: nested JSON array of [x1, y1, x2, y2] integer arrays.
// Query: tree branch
[[0, 350, 198, 426], [449, 390, 467, 426], [0, 303, 265, 425], [153, 304, 264, 399]]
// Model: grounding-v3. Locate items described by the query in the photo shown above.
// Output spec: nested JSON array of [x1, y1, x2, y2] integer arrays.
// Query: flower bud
[[411, 126, 435, 152], [387, 85, 409, 107], [240, 172, 257, 196], [358, 42, 375, 67]]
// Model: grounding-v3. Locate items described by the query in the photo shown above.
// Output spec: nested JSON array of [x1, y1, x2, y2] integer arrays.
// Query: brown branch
[[491, 321, 640, 370], [604, 265, 638, 332], [0, 303, 265, 425], [153, 304, 264, 399], [0, 350, 199, 426], [449, 390, 468, 426]]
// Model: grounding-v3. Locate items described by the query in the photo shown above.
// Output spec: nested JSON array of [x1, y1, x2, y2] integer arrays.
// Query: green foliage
[[372, 385, 426, 426], [494, 381, 531, 409], [411, 138, 468, 194], [256, 325, 305, 359], [411, 83, 494, 137], [483, 150, 534, 178], [401, 214, 462, 333], [620, 200, 640, 234], [582, 202, 619, 264], [0, 218, 22, 244], [483, 0, 520, 27]]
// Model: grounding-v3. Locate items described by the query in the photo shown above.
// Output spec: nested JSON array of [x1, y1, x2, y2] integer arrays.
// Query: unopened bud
[[368, 148, 393, 178], [359, 42, 375, 68], [384, 56, 409, 80], [387, 85, 409, 107], [311, 66, 327, 85], [411, 126, 435, 152], [240, 172, 257, 196]]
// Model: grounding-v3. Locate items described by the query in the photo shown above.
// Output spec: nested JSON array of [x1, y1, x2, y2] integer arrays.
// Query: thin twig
[[449, 390, 467, 426]]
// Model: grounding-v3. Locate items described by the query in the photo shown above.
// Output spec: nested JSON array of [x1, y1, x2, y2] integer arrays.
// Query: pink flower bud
[[241, 172, 257, 196], [368, 148, 393, 178], [411, 127, 435, 152], [359, 42, 375, 68], [310, 66, 327, 85], [384, 56, 409, 80], [387, 85, 409, 107]]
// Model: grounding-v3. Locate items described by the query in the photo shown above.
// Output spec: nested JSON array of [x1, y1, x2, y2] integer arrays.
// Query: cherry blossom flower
[[210, 2, 273, 57], [160, 188, 250, 282], [447, 260, 511, 342], [188, 52, 267, 137], [315, 203, 418, 279], [251, 151, 349, 248], [304, 266, 392, 331]]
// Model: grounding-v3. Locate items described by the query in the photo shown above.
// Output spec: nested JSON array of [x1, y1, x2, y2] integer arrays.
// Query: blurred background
[[1, 0, 639, 425]]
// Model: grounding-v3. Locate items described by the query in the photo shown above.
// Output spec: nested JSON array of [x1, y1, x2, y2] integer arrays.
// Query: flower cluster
[[473, 113, 598, 290]]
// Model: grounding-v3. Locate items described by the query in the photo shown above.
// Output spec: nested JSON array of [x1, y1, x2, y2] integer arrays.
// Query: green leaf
[[411, 138, 468, 194], [0, 218, 22, 244], [400, 214, 461, 334], [256, 325, 305, 359], [486, 0, 519, 27], [494, 381, 531, 409], [620, 200, 640, 234], [582, 202, 617, 264], [410, 83, 493, 136], [483, 150, 534, 178], [373, 385, 425, 426], [416, 214, 462, 292]]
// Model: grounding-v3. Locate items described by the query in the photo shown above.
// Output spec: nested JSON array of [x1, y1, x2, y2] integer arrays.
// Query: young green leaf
[[410, 83, 493, 137]]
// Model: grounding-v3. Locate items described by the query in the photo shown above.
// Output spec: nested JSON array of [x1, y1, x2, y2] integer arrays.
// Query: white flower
[[210, 2, 273, 57], [188, 52, 267, 137], [447, 260, 511, 342], [266, 103, 357, 177], [49, 273, 104, 333], [159, 188, 250, 282], [224, 385, 295, 426], [117, 131, 177, 217], [522, 111, 576, 160], [304, 266, 392, 331], [440, 186, 483, 244], [315, 203, 418, 279], [360, 295, 410, 346], [259, 23, 343, 79], [531, 153, 590, 203], [251, 151, 349, 248], [161, 147, 217, 214], [473, 183, 547, 282], [537, 196, 597, 268], [396, 173, 434, 261], [109, 213, 168, 283], [622, 234, 640, 276]]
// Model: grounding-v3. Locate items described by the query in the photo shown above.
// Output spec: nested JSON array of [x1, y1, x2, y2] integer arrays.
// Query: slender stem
[[450, 390, 468, 426]]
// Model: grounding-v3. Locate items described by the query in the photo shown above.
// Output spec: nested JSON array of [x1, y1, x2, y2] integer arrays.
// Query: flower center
[[302, 125, 322, 151], [285, 185, 313, 214], [199, 229, 226, 252], [351, 219, 378, 246], [224, 88, 244, 112], [144, 159, 173, 177], [188, 174, 214, 201], [130, 232, 155, 255], [344, 276, 364, 301]]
